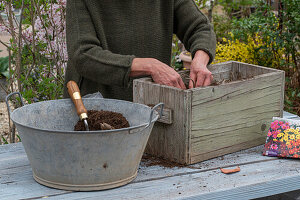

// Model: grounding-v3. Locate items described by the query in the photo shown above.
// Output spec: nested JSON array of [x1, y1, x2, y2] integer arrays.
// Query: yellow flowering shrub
[[212, 33, 284, 68], [213, 34, 257, 65]]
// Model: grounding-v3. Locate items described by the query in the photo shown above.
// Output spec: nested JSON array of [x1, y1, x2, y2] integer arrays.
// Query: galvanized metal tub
[[6, 92, 163, 191]]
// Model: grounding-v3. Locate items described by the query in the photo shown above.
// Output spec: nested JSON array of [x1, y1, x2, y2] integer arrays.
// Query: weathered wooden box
[[133, 61, 285, 164]]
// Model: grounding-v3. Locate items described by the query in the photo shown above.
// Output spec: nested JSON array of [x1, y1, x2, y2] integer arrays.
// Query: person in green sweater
[[64, 0, 216, 101]]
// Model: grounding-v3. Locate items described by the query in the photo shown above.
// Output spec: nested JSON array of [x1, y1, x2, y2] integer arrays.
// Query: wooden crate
[[133, 61, 285, 165]]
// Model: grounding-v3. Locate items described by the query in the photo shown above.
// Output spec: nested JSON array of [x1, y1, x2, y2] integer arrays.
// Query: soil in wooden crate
[[178, 70, 254, 88], [74, 110, 129, 131], [210, 72, 254, 86]]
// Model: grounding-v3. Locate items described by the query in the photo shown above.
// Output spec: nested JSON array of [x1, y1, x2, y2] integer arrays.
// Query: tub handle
[[5, 92, 25, 118], [146, 103, 164, 128]]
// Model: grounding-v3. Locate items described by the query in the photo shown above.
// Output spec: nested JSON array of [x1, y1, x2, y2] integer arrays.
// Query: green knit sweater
[[64, 0, 216, 101]]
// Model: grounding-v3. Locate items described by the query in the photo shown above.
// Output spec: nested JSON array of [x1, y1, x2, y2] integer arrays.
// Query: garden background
[[0, 0, 299, 144]]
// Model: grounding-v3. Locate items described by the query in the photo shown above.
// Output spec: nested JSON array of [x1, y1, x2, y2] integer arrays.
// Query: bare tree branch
[[16, 0, 25, 94]]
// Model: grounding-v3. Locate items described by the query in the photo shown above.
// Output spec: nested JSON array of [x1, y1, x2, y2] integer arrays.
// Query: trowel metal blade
[[83, 119, 89, 131]]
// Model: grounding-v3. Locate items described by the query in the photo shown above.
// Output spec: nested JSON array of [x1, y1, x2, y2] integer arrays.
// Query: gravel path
[[0, 102, 10, 143], [0, 101, 20, 144]]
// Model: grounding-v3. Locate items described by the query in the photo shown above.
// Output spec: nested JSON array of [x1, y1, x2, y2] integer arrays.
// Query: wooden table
[[1, 112, 300, 200]]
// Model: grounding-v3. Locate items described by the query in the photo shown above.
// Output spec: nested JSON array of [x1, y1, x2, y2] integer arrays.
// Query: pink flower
[[268, 131, 272, 137], [281, 122, 290, 130], [271, 121, 280, 130], [271, 144, 278, 150], [272, 130, 280, 138]]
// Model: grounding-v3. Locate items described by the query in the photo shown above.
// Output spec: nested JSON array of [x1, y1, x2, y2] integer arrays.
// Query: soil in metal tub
[[74, 110, 130, 131]]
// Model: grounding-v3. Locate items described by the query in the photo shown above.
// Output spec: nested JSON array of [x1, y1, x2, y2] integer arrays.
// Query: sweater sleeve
[[66, 0, 135, 87], [174, 0, 216, 64]]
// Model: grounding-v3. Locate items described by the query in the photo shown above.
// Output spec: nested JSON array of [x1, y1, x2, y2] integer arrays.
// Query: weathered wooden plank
[[0, 166, 71, 199], [0, 142, 24, 156], [207, 61, 233, 73], [189, 71, 284, 163], [279, 70, 285, 117], [208, 62, 233, 82], [191, 125, 266, 157], [191, 139, 266, 163], [191, 77, 282, 125], [185, 175, 300, 200], [13, 159, 300, 200], [133, 79, 190, 163], [191, 72, 282, 105], [232, 61, 280, 75], [185, 90, 192, 164], [0, 143, 275, 184], [191, 104, 276, 131], [2, 142, 299, 200]]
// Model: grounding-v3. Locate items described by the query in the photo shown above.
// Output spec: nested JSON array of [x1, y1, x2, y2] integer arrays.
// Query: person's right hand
[[130, 58, 186, 89]]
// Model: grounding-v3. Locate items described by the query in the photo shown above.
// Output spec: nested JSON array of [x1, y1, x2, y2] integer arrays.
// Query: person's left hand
[[189, 50, 213, 88]]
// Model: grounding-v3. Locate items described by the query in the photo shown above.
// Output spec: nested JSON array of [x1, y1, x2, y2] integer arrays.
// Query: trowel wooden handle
[[67, 80, 88, 120]]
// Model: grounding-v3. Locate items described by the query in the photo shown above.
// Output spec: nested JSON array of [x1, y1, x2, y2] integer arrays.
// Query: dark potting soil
[[141, 154, 187, 168], [178, 70, 254, 88], [74, 110, 129, 131]]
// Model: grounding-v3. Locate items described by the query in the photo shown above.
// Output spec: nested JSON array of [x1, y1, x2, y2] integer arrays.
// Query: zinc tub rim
[[10, 98, 158, 134]]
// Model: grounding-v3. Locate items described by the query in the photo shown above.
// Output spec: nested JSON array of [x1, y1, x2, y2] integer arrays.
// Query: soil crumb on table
[[141, 154, 186, 168], [74, 110, 129, 131]]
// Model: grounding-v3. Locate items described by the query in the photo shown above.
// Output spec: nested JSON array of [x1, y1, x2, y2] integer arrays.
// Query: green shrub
[[0, 55, 9, 78], [229, 0, 300, 114], [212, 14, 233, 42], [0, 0, 66, 103]]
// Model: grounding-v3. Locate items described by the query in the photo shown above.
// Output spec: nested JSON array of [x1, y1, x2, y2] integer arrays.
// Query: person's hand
[[189, 50, 213, 88], [150, 59, 186, 89], [131, 58, 186, 89]]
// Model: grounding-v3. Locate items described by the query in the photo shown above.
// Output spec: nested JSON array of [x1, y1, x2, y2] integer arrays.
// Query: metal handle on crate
[[5, 92, 25, 118], [146, 103, 164, 128]]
